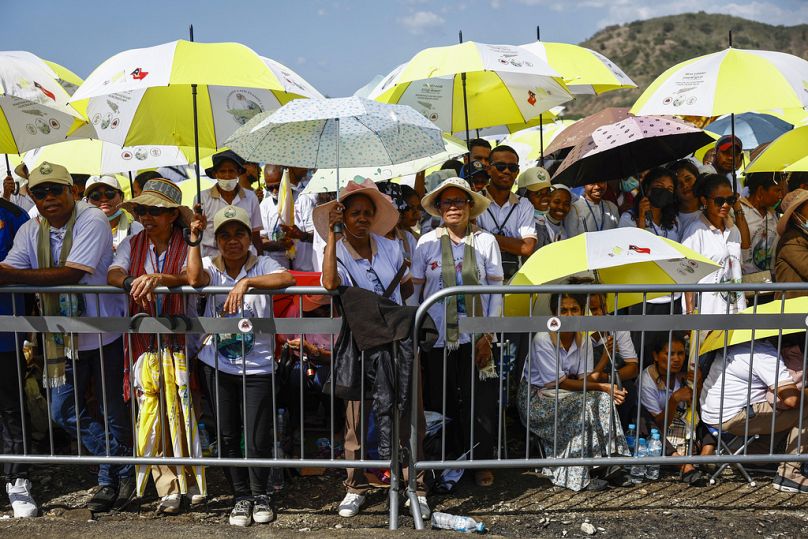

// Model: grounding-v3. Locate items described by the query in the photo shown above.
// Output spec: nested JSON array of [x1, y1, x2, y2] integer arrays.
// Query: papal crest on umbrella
[[527, 90, 537, 106], [130, 68, 149, 80]]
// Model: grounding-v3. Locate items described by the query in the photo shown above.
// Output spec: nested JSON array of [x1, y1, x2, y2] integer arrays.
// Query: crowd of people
[[0, 132, 806, 525]]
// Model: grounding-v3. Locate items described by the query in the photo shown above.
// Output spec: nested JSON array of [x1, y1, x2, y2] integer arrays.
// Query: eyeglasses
[[710, 195, 738, 207], [489, 162, 519, 174], [30, 185, 67, 200], [132, 205, 173, 217], [437, 198, 470, 209], [88, 189, 119, 201]]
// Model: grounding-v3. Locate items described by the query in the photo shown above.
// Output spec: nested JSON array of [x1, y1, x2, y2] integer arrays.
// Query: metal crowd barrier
[[407, 282, 808, 529], [2, 283, 808, 530]]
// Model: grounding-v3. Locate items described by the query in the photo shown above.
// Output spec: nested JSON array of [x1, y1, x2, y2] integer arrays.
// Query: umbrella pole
[[4, 154, 10, 178], [536, 25, 541, 41], [728, 30, 737, 193], [333, 117, 342, 235], [459, 30, 471, 148], [539, 113, 545, 167], [127, 171, 134, 200], [185, 23, 202, 247]]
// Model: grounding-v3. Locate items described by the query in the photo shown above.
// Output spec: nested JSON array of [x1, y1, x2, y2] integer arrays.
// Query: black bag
[[328, 305, 367, 401], [501, 252, 522, 281]]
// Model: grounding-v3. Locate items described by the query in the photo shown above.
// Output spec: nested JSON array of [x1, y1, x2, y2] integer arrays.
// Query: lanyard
[[584, 199, 605, 232], [149, 242, 169, 313]]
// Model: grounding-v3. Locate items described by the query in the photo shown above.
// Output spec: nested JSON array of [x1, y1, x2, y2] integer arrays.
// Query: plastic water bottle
[[431, 512, 486, 533], [646, 433, 663, 480], [625, 423, 637, 454], [630, 438, 648, 484], [198, 422, 211, 457]]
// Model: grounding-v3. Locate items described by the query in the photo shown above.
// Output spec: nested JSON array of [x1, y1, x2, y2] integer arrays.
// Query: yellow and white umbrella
[[369, 41, 573, 136], [501, 120, 576, 167], [519, 41, 636, 95], [631, 47, 808, 117], [0, 51, 87, 154], [745, 125, 808, 173]]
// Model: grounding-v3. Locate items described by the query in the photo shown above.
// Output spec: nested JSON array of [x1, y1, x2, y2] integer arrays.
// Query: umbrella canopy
[[69, 41, 323, 149], [23, 138, 216, 176], [543, 107, 631, 158], [368, 41, 573, 133], [505, 228, 720, 316], [631, 48, 808, 117], [518, 41, 636, 95], [552, 116, 714, 187], [699, 296, 808, 354], [303, 133, 468, 193], [705, 112, 793, 150], [0, 51, 87, 153], [224, 97, 445, 168], [44, 60, 83, 96], [501, 120, 576, 167], [745, 125, 808, 173]]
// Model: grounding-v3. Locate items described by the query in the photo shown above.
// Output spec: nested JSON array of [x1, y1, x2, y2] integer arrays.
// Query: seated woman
[[518, 292, 630, 492], [639, 333, 714, 486], [187, 205, 295, 527]]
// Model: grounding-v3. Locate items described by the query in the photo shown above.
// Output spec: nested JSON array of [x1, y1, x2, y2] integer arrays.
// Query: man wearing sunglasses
[[475, 145, 537, 281], [0, 162, 132, 513], [84, 175, 143, 252]]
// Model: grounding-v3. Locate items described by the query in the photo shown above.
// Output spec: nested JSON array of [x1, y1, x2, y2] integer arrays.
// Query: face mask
[[621, 177, 640, 193], [534, 208, 546, 220], [648, 187, 675, 208], [107, 209, 122, 221], [217, 179, 239, 192], [773, 198, 783, 212]]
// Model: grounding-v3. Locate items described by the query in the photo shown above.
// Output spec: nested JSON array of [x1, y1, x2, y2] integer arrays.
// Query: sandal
[[474, 470, 494, 487], [681, 469, 706, 487]]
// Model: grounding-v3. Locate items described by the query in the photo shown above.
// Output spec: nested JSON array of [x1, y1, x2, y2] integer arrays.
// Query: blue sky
[[6, 0, 808, 97]]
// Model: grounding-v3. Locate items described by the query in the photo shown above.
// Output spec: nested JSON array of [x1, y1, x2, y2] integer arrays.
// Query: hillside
[[564, 13, 808, 117]]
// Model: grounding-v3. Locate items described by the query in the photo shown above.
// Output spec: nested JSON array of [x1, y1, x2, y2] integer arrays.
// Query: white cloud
[[398, 10, 446, 34], [296, 56, 307, 65]]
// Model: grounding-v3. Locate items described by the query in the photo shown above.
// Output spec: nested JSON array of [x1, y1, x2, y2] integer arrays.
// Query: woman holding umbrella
[[107, 178, 198, 513], [618, 167, 681, 241], [412, 176, 503, 487], [187, 205, 294, 527]]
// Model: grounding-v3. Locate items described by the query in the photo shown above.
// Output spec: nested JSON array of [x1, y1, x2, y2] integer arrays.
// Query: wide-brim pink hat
[[312, 177, 400, 239]]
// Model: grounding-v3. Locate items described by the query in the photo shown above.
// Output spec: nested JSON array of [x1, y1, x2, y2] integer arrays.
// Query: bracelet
[[122, 276, 134, 292]]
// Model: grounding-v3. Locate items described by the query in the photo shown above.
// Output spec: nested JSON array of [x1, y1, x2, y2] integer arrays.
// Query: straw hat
[[777, 189, 808, 235], [421, 176, 490, 219], [312, 177, 399, 238], [121, 178, 194, 226], [517, 166, 551, 192]]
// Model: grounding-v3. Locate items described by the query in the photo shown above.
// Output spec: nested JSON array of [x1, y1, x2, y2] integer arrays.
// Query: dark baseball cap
[[460, 160, 489, 182], [716, 134, 742, 152]]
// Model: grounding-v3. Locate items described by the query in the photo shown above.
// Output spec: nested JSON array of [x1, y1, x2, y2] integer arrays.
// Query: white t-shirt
[[197, 255, 287, 376], [677, 210, 701, 234], [524, 331, 595, 388], [199, 185, 262, 258], [591, 330, 638, 364], [312, 228, 326, 272], [639, 366, 684, 416], [475, 192, 537, 241], [111, 215, 143, 251], [331, 233, 409, 306], [739, 198, 779, 274], [258, 195, 290, 269], [292, 192, 316, 272], [566, 197, 620, 236], [700, 342, 793, 426], [1, 201, 124, 350], [9, 193, 33, 212], [618, 212, 681, 242], [681, 214, 746, 315], [411, 228, 504, 347]]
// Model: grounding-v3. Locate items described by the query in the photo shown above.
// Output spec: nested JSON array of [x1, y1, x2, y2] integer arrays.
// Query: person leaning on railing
[[774, 189, 808, 299], [107, 178, 195, 514], [187, 205, 295, 527], [518, 291, 630, 492], [411, 176, 504, 488]]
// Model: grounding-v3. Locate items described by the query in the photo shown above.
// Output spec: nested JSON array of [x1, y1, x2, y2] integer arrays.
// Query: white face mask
[[217, 179, 239, 192]]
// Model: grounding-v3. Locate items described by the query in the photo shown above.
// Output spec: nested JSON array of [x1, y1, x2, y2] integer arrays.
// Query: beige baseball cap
[[27, 161, 73, 189], [517, 166, 551, 192], [213, 205, 251, 234]]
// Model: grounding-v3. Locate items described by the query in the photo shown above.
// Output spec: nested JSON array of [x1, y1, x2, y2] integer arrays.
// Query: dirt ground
[[1, 463, 808, 538]]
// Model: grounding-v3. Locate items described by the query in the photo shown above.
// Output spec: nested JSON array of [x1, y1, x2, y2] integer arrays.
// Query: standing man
[[199, 150, 263, 258], [713, 135, 744, 182], [566, 181, 620, 237], [0, 162, 132, 513], [475, 145, 536, 280], [738, 172, 782, 277], [3, 173, 34, 213], [239, 161, 264, 203], [259, 165, 293, 268], [465, 138, 492, 167], [280, 167, 317, 272]]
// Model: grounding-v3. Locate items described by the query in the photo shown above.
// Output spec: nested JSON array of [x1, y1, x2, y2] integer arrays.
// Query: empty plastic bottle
[[431, 512, 486, 533], [646, 433, 663, 480], [630, 438, 648, 484]]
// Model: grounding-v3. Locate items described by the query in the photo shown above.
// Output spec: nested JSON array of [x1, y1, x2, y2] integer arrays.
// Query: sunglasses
[[710, 195, 737, 207], [489, 162, 519, 174], [88, 189, 119, 201], [30, 185, 67, 200], [133, 205, 173, 217], [437, 198, 470, 209]]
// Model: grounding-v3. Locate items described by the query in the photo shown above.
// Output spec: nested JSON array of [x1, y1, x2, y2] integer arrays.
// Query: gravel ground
[[1, 463, 808, 538]]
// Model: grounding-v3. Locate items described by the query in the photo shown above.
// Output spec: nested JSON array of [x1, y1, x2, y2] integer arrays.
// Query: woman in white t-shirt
[[412, 177, 503, 488], [670, 160, 702, 234], [681, 174, 750, 315], [187, 205, 294, 528]]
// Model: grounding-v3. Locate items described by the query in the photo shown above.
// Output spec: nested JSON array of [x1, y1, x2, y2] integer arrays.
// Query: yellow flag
[[277, 169, 296, 260]]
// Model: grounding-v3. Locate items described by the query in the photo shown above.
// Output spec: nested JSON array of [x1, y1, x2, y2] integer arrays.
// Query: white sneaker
[[229, 498, 252, 527], [6, 478, 37, 518], [405, 495, 431, 520], [337, 492, 365, 518]]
